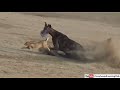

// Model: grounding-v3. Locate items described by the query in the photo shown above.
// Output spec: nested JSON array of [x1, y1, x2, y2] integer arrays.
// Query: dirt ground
[[0, 12, 120, 78]]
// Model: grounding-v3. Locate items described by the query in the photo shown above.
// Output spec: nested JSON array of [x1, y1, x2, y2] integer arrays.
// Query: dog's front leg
[[49, 40, 60, 56], [54, 39, 59, 50]]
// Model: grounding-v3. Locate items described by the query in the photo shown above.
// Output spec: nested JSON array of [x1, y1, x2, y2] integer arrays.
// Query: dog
[[40, 22, 85, 59]]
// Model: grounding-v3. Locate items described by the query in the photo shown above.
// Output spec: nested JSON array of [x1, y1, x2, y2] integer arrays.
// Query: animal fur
[[22, 37, 53, 52]]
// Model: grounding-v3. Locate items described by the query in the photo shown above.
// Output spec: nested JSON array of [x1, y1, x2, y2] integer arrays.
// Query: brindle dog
[[40, 22, 85, 59]]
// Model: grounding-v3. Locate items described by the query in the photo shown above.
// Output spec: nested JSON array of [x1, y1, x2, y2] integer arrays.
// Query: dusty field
[[0, 12, 120, 78]]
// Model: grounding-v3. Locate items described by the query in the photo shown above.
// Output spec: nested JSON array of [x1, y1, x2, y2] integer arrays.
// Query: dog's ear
[[45, 22, 47, 27], [48, 24, 51, 28]]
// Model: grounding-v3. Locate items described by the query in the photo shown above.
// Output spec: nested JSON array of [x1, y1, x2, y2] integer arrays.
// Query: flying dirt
[[83, 38, 120, 68]]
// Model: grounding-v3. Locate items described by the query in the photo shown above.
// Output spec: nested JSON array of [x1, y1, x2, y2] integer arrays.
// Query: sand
[[0, 12, 120, 78]]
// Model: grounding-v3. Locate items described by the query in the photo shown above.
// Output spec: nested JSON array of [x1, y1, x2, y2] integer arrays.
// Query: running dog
[[40, 22, 85, 59]]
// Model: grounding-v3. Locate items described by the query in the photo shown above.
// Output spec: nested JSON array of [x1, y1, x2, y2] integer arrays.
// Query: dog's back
[[52, 31, 84, 52]]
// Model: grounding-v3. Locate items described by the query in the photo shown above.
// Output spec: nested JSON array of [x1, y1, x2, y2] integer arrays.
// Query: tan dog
[[22, 37, 52, 52]]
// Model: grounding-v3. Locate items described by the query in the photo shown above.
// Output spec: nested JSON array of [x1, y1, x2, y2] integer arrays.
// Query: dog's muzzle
[[41, 31, 48, 38]]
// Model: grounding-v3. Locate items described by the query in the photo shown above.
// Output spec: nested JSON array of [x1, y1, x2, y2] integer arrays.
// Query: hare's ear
[[48, 24, 51, 28], [45, 22, 47, 26]]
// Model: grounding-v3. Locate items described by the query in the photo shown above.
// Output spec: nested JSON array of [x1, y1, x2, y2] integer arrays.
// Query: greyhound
[[40, 22, 85, 59]]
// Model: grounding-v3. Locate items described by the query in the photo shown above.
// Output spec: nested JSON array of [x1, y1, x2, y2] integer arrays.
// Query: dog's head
[[41, 22, 52, 38]]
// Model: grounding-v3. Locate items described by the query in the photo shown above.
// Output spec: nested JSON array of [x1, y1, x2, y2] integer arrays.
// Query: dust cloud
[[82, 38, 120, 68], [64, 38, 120, 68]]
